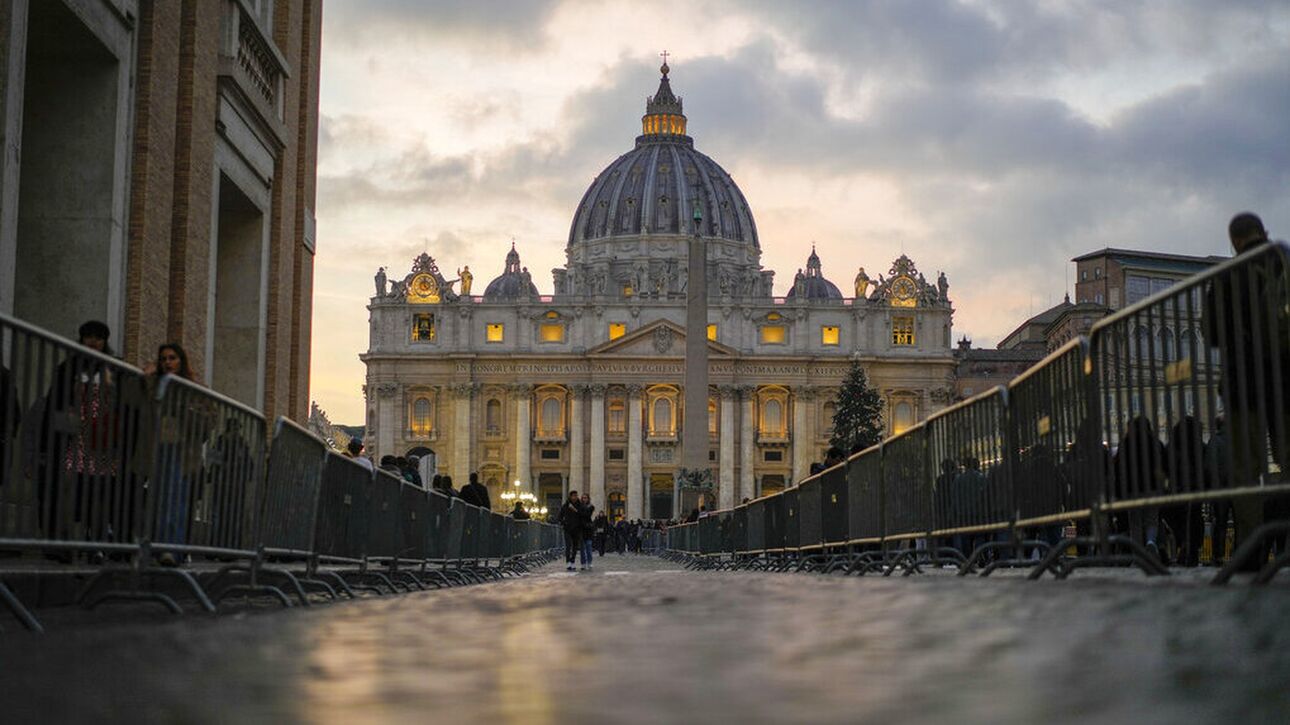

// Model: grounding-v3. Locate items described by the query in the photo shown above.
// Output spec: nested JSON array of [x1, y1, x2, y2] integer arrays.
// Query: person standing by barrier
[[1203, 212, 1290, 567], [460, 472, 491, 510], [593, 510, 609, 556], [511, 501, 530, 519], [1114, 416, 1166, 559], [142, 344, 206, 566], [558, 490, 583, 571], [346, 438, 374, 473], [579, 492, 596, 569]]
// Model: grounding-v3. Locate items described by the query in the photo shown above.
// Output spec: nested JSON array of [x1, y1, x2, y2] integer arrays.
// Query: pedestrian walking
[[558, 490, 583, 571], [579, 493, 595, 569]]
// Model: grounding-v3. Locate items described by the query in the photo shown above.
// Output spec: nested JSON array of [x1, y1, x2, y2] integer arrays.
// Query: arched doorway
[[405, 446, 435, 482]]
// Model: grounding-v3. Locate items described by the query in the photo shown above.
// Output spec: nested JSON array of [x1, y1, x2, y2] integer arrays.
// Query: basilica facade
[[362, 64, 956, 520]]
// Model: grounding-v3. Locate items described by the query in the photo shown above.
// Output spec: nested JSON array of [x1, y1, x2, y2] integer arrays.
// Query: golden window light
[[892, 316, 915, 346], [706, 323, 717, 341], [412, 313, 436, 342], [485, 323, 504, 342], [609, 322, 626, 340], [539, 323, 565, 343], [821, 325, 840, 346], [760, 325, 786, 344]]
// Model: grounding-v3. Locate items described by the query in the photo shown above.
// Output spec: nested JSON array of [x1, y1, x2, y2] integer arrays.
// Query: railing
[[0, 313, 559, 632], [664, 242, 1290, 581]]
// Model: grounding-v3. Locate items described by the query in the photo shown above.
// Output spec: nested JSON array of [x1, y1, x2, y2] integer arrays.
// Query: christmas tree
[[830, 358, 885, 453]]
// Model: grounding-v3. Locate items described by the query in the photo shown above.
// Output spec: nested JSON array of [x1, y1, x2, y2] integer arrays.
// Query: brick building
[[0, 0, 321, 422]]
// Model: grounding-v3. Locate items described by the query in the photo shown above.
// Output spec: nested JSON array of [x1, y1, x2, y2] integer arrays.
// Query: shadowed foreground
[[2, 555, 1289, 724]]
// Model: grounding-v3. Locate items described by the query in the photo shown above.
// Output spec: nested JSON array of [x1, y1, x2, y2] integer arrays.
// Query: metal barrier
[[314, 451, 373, 563], [821, 464, 848, 545], [258, 416, 326, 557], [797, 475, 823, 550], [882, 426, 928, 542], [847, 445, 882, 543], [925, 387, 1011, 540]]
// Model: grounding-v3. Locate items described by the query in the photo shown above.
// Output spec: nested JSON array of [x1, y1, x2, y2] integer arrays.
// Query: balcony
[[218, 0, 290, 138]]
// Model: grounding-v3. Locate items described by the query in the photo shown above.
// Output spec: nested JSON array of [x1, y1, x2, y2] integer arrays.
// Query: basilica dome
[[484, 243, 539, 300], [567, 63, 759, 250], [786, 247, 843, 300]]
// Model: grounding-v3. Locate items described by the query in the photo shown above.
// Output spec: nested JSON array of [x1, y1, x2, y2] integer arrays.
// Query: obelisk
[[678, 198, 711, 516]]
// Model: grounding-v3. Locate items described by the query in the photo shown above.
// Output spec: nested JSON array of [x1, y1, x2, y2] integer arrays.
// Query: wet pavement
[[2, 554, 1289, 724]]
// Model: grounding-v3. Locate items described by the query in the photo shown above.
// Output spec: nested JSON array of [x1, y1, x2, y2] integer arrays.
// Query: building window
[[892, 400, 914, 435], [1127, 275, 1151, 305], [822, 401, 837, 435], [706, 324, 717, 341], [821, 325, 840, 346], [651, 397, 673, 435], [763, 450, 783, 463], [708, 400, 718, 435], [609, 322, 626, 340], [1095, 267, 1101, 279], [412, 313, 436, 342], [485, 323, 504, 342], [410, 396, 434, 437], [762, 399, 783, 436], [1096, 293, 1104, 304], [485, 398, 502, 435], [539, 396, 563, 436], [608, 399, 625, 435], [540, 449, 561, 461], [761, 474, 786, 496], [1081, 270, 1088, 281], [608, 448, 625, 461], [539, 323, 565, 343], [760, 325, 786, 344], [892, 316, 914, 346]]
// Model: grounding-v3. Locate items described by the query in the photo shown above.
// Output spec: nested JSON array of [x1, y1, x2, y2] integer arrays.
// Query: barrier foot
[[0, 580, 44, 633], [313, 571, 357, 598], [84, 589, 184, 615], [215, 583, 293, 609], [1212, 520, 1290, 586]]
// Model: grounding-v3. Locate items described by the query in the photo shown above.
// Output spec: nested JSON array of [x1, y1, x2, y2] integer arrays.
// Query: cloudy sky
[[310, 0, 1290, 424]]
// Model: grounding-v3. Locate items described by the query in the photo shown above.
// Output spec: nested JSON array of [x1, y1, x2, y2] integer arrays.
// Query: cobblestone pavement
[[2, 554, 1289, 724]]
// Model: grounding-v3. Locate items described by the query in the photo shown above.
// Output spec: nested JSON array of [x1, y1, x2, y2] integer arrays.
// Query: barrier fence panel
[[821, 464, 848, 544], [315, 452, 374, 561], [0, 314, 154, 554], [699, 515, 718, 555], [1008, 340, 1103, 528], [1091, 242, 1290, 513], [797, 476, 823, 549], [718, 510, 734, 555], [732, 505, 748, 553], [925, 388, 1011, 539], [488, 512, 507, 559], [400, 484, 429, 562], [847, 445, 882, 542], [764, 494, 784, 550], [747, 498, 766, 552], [425, 489, 452, 560], [366, 472, 404, 560], [444, 499, 465, 560], [459, 504, 480, 561], [883, 426, 929, 541], [258, 417, 326, 555], [783, 488, 800, 549]]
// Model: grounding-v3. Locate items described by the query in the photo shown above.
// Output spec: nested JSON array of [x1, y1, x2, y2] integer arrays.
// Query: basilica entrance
[[538, 473, 563, 514], [649, 473, 673, 521]]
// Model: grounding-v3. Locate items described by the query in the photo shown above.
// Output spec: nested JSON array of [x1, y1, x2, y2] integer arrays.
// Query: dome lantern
[[641, 52, 687, 138]]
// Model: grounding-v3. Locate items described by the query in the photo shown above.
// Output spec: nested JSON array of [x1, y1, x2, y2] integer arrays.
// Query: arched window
[[708, 400, 718, 435], [1133, 326, 1150, 360], [485, 398, 502, 434], [1179, 329, 1197, 360], [1158, 327, 1175, 362], [763, 399, 783, 435], [411, 397, 433, 437], [893, 401, 914, 435], [540, 397, 562, 436], [608, 399, 625, 435], [652, 397, 673, 434]]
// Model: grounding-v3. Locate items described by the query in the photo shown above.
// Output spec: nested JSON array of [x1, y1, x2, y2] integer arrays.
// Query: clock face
[[408, 273, 441, 304], [891, 276, 918, 307]]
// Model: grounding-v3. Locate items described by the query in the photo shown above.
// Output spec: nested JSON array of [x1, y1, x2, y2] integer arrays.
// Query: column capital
[[735, 384, 756, 399], [718, 384, 738, 400], [375, 382, 400, 398], [449, 383, 477, 398], [625, 383, 645, 397], [507, 383, 532, 395], [794, 385, 820, 401], [570, 383, 590, 396], [587, 383, 608, 398]]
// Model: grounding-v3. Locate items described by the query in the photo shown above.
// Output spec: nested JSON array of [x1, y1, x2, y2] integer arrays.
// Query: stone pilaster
[[450, 383, 475, 486], [626, 383, 644, 520], [718, 385, 736, 510], [375, 382, 399, 461], [791, 386, 817, 484], [739, 385, 756, 502], [588, 384, 607, 509], [569, 384, 587, 505], [511, 383, 532, 489]]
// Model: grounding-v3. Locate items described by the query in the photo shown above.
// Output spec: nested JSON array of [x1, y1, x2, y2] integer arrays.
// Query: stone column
[[719, 385, 736, 509], [791, 386, 815, 484], [375, 382, 399, 462], [451, 384, 475, 485], [512, 384, 532, 488], [588, 384, 607, 509], [569, 384, 587, 503], [739, 385, 756, 502], [626, 384, 644, 520]]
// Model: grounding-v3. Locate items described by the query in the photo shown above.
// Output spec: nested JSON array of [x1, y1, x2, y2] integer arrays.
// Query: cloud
[[323, 0, 561, 51]]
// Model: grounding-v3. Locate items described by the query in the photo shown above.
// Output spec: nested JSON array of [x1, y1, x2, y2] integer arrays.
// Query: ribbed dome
[[567, 64, 758, 249], [484, 243, 539, 300], [786, 247, 843, 300]]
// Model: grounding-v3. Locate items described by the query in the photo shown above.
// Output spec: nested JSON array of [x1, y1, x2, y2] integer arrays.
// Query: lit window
[[539, 397, 562, 436], [412, 313, 436, 342], [608, 400, 625, 434], [708, 400, 718, 435], [892, 317, 914, 346], [892, 401, 914, 435], [539, 323, 565, 343], [706, 324, 717, 341], [485, 399, 502, 435], [485, 323, 504, 342], [545, 310, 559, 319], [651, 398, 673, 434], [760, 326, 786, 344], [821, 325, 840, 346], [762, 399, 783, 435], [767, 312, 782, 321], [410, 397, 434, 436], [609, 322, 626, 340]]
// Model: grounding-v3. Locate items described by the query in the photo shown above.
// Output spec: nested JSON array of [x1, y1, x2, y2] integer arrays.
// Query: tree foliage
[[830, 359, 885, 453]]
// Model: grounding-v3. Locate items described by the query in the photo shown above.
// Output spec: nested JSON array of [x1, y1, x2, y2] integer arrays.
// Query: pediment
[[587, 319, 738, 357]]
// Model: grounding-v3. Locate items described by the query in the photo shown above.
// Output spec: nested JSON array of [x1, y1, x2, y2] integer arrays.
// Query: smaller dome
[[484, 242, 539, 300], [786, 246, 843, 300]]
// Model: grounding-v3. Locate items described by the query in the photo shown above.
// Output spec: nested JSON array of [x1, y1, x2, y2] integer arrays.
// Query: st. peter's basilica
[[362, 62, 956, 520]]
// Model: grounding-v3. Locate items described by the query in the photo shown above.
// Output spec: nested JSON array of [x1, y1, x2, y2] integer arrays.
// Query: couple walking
[[557, 490, 596, 571]]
